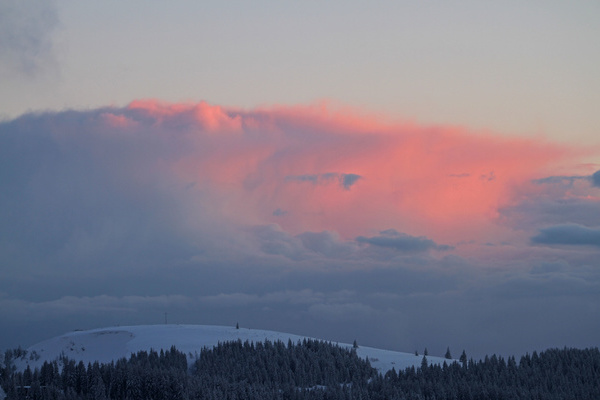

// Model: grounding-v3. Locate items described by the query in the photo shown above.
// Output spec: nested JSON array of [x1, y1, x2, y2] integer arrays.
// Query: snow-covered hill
[[16, 325, 454, 374]]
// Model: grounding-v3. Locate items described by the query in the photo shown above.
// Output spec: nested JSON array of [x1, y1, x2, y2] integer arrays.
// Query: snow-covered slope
[[16, 325, 454, 374]]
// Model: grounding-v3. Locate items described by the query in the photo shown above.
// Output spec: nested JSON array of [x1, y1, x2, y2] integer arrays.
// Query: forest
[[1, 339, 598, 399]]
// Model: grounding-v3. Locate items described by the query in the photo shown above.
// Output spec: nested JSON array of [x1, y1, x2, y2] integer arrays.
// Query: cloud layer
[[1, 100, 599, 358]]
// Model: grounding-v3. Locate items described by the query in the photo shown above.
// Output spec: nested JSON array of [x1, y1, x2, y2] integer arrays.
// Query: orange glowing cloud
[[121, 100, 586, 245]]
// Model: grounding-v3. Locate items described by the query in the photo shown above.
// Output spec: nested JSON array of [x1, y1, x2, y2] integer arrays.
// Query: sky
[[1, 0, 599, 360]]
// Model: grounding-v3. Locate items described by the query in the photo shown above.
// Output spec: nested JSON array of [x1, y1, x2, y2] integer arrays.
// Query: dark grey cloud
[[0, 0, 59, 76], [500, 170, 600, 231], [341, 173, 361, 189], [532, 175, 589, 186], [531, 224, 600, 247], [249, 226, 357, 261], [356, 229, 452, 253], [285, 172, 362, 190], [593, 170, 600, 188]]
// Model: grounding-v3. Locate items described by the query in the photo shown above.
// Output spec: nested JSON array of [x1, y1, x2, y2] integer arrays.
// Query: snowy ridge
[[16, 325, 454, 374]]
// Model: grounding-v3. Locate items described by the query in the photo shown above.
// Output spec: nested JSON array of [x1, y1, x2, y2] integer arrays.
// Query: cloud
[[499, 195, 600, 233], [297, 231, 356, 258], [356, 229, 452, 253], [285, 172, 362, 190], [498, 168, 600, 237], [249, 225, 357, 260], [532, 175, 589, 186], [593, 170, 600, 187], [0, 0, 59, 76], [341, 173, 361, 189], [0, 100, 599, 357], [531, 224, 600, 248], [250, 225, 307, 260], [0, 100, 592, 274]]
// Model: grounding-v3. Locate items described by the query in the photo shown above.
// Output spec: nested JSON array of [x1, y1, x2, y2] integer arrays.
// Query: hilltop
[[15, 324, 452, 374]]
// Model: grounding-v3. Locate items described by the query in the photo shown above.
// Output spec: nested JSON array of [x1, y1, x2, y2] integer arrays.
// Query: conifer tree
[[459, 350, 468, 368]]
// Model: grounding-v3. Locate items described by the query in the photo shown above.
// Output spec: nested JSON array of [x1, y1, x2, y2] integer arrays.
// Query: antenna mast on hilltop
[[164, 312, 168, 325]]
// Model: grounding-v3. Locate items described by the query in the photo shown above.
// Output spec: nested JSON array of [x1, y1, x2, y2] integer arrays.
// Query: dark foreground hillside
[[1, 340, 598, 399]]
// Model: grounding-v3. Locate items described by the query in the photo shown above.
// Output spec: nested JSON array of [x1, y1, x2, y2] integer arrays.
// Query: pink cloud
[[117, 100, 590, 245]]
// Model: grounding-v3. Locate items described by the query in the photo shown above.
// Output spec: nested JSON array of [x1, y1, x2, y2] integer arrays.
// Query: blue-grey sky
[[1, 1, 599, 359], [3, 1, 600, 143]]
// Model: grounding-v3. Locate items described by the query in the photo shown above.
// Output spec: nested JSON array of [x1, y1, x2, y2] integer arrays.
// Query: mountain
[[15, 324, 453, 374]]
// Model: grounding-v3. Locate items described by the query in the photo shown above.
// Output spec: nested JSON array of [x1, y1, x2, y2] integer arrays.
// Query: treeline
[[1, 340, 599, 399], [379, 348, 600, 399]]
